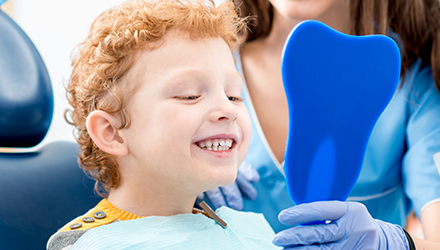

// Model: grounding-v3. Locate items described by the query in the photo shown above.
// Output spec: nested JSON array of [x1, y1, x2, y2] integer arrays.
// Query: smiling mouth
[[196, 139, 234, 151]]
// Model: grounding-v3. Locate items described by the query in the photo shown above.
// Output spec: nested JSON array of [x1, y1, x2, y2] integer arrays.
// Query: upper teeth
[[197, 139, 233, 151]]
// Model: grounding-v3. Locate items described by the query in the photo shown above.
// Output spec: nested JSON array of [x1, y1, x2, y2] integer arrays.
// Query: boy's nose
[[210, 96, 238, 122]]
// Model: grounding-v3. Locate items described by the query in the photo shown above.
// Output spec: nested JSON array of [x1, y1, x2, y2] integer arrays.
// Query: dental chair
[[0, 9, 101, 249]]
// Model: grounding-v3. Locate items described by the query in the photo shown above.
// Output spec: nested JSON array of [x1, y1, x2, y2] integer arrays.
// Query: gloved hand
[[273, 201, 409, 249], [0, 0, 7, 6], [197, 161, 259, 210]]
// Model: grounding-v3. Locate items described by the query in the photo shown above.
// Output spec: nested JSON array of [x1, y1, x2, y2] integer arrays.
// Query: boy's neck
[[107, 182, 197, 217]]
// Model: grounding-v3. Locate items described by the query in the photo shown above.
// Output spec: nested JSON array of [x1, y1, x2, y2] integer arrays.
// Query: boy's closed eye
[[175, 95, 201, 100], [174, 95, 244, 102], [227, 96, 244, 102]]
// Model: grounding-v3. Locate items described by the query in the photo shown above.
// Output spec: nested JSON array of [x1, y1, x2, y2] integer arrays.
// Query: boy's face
[[121, 31, 252, 195]]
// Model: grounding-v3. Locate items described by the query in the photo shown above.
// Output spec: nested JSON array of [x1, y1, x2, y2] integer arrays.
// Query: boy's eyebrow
[[164, 68, 206, 81], [160, 68, 241, 91], [160, 69, 204, 93]]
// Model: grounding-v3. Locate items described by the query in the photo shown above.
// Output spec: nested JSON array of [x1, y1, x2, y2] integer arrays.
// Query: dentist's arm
[[414, 202, 440, 249]]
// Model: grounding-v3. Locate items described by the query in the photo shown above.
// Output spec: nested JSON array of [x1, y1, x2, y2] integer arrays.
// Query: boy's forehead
[[124, 31, 233, 82]]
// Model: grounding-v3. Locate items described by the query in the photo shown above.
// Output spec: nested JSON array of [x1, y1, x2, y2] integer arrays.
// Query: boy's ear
[[86, 110, 128, 156]]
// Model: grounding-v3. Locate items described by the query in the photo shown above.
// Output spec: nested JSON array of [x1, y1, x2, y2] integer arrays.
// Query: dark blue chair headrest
[[0, 141, 100, 249], [0, 9, 101, 249], [0, 9, 53, 148]]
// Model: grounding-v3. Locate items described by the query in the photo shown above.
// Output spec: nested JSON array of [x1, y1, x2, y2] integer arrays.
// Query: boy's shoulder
[[47, 199, 126, 250]]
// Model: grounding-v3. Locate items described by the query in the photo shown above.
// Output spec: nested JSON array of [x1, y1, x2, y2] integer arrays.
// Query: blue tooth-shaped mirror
[[281, 20, 400, 206]]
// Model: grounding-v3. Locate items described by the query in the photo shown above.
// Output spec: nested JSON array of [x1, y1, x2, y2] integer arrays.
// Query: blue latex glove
[[273, 201, 409, 249], [0, 0, 7, 6], [197, 161, 260, 210]]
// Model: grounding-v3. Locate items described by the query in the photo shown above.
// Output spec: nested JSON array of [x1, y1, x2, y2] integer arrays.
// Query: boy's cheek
[[238, 109, 252, 158], [241, 110, 252, 141]]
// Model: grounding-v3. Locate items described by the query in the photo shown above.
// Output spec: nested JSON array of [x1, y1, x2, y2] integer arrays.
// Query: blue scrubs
[[235, 53, 440, 233]]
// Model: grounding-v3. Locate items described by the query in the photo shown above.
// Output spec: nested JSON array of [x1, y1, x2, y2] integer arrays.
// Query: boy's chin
[[216, 179, 238, 190], [202, 175, 237, 192], [217, 171, 238, 186], [196, 168, 238, 193]]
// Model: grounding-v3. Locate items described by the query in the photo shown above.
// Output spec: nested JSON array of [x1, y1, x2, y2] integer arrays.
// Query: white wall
[[5, 0, 133, 147]]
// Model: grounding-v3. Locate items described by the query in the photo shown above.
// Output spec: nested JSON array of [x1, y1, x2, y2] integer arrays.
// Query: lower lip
[[192, 142, 237, 158]]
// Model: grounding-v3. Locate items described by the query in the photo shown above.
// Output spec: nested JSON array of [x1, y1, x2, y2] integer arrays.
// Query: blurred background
[[1, 0, 130, 148], [0, 0, 425, 238]]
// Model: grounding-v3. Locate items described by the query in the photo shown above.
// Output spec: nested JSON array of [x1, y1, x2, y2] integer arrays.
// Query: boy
[[47, 0, 279, 249]]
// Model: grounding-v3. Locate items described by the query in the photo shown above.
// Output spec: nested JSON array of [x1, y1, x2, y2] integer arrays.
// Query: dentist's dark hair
[[234, 0, 440, 90]]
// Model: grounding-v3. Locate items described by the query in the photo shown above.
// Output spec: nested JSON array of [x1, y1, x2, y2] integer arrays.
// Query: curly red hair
[[65, 0, 245, 196]]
